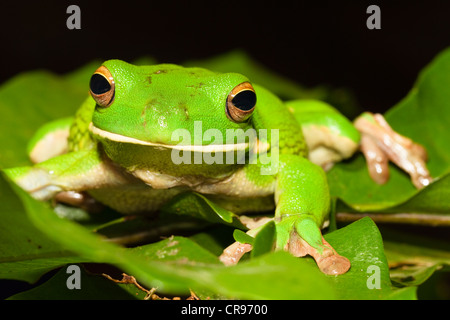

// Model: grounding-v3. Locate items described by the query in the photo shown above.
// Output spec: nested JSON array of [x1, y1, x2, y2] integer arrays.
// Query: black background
[[1, 1, 449, 113]]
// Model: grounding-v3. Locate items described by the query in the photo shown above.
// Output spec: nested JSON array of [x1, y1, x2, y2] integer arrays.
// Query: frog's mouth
[[89, 122, 251, 153]]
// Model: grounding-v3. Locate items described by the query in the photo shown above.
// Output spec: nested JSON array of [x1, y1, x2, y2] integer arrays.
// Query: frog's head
[[89, 60, 257, 147], [88, 60, 258, 175]]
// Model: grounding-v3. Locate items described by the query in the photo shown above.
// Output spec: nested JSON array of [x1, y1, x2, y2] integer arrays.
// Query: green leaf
[[129, 236, 221, 265], [208, 252, 337, 299], [323, 217, 410, 299], [381, 226, 450, 288], [0, 173, 83, 283], [2, 171, 404, 299], [2, 173, 333, 298], [0, 72, 86, 169], [233, 229, 254, 245], [251, 221, 276, 258], [7, 265, 141, 300], [159, 192, 247, 229]]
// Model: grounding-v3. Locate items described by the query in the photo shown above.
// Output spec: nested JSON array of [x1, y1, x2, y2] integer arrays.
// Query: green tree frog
[[5, 60, 432, 275]]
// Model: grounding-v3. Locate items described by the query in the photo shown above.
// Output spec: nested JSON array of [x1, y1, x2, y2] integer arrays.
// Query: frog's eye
[[226, 82, 257, 122], [90, 66, 115, 108]]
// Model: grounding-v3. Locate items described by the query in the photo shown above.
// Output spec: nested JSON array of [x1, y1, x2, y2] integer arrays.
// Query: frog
[[4, 59, 432, 275]]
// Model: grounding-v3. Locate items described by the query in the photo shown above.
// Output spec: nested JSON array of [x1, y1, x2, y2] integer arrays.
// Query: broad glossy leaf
[[7, 264, 140, 300], [251, 220, 276, 258], [159, 192, 247, 229], [381, 226, 450, 287], [3, 175, 333, 298], [323, 217, 413, 299], [233, 229, 254, 245], [0, 173, 83, 283], [3, 172, 405, 299], [0, 71, 86, 168]]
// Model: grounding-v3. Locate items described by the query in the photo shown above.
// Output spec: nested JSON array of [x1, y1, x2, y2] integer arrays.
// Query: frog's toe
[[219, 217, 274, 266], [285, 216, 351, 275], [219, 242, 252, 266], [359, 134, 390, 185], [286, 232, 350, 275], [284, 231, 309, 257], [312, 239, 351, 275], [317, 254, 351, 275], [54, 191, 104, 213], [4, 166, 62, 201], [355, 112, 433, 189]]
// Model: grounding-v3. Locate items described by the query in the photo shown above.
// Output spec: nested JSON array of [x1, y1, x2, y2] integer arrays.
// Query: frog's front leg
[[354, 112, 432, 188], [220, 155, 350, 275], [273, 155, 350, 275], [27, 117, 73, 164], [4, 150, 133, 202]]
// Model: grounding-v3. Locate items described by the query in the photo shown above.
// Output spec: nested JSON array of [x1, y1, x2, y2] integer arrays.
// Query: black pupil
[[232, 90, 256, 111], [90, 74, 111, 95]]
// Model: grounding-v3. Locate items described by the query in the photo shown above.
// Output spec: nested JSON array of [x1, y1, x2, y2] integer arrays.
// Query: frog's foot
[[54, 191, 104, 213], [354, 112, 432, 189], [219, 215, 350, 275], [285, 232, 350, 275], [219, 242, 253, 266], [277, 215, 350, 275], [219, 215, 271, 266]]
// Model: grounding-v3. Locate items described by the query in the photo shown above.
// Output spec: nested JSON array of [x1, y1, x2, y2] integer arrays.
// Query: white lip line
[[89, 122, 249, 152]]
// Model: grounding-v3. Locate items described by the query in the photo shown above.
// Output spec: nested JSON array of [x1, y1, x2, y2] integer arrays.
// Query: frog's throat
[[89, 122, 250, 153]]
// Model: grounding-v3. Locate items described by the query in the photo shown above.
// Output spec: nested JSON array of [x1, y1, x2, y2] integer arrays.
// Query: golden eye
[[89, 66, 115, 107], [226, 82, 257, 122]]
